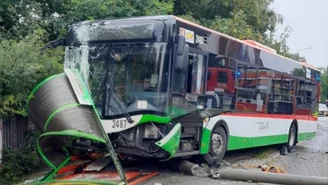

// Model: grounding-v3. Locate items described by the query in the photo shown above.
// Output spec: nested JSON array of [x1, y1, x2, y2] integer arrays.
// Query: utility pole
[[295, 47, 312, 53]]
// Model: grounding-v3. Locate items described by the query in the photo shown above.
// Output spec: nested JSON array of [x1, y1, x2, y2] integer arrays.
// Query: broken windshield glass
[[65, 42, 169, 118]]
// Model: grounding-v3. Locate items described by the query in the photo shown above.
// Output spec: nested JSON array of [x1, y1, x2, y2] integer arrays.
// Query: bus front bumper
[[112, 123, 181, 160]]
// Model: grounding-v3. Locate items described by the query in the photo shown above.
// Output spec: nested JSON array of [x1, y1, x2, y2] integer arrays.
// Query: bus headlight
[[143, 123, 160, 139]]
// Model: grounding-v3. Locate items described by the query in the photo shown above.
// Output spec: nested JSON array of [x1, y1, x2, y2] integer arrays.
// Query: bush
[[0, 130, 42, 185], [0, 29, 64, 118]]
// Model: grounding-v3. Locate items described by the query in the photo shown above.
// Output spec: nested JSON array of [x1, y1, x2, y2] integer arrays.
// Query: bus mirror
[[175, 35, 189, 73], [175, 44, 189, 73], [177, 35, 186, 55]]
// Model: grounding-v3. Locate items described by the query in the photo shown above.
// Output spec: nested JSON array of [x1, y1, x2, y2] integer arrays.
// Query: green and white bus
[[52, 15, 321, 166]]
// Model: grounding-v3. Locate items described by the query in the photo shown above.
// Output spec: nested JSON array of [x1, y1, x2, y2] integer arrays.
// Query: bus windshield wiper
[[106, 84, 134, 124]]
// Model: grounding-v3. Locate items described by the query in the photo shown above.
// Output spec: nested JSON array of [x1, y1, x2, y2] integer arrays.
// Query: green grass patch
[[254, 148, 276, 160]]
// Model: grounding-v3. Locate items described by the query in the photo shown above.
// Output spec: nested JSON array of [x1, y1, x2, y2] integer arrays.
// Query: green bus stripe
[[228, 132, 316, 150], [298, 132, 316, 141], [44, 103, 80, 132], [200, 128, 211, 154], [200, 130, 316, 153], [138, 114, 171, 125]]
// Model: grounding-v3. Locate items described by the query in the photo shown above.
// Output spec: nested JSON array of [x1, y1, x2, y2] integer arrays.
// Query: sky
[[270, 0, 328, 68]]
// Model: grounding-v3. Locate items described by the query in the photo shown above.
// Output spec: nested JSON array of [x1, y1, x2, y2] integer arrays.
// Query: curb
[[228, 149, 282, 169]]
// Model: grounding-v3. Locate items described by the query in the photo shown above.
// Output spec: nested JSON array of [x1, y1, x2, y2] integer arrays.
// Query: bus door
[[185, 48, 208, 107]]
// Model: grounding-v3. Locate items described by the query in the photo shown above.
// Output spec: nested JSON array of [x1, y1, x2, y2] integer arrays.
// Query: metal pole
[[214, 168, 328, 185], [295, 47, 312, 53]]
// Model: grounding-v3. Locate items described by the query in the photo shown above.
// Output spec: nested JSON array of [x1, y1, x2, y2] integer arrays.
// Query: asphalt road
[[275, 116, 328, 177], [142, 117, 328, 185]]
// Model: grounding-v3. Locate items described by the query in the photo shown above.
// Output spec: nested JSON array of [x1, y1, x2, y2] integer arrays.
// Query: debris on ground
[[301, 156, 307, 160], [178, 160, 211, 177], [259, 165, 287, 174]]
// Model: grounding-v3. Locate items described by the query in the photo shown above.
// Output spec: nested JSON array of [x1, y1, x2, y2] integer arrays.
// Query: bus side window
[[187, 52, 206, 95], [235, 64, 265, 112], [268, 74, 293, 114]]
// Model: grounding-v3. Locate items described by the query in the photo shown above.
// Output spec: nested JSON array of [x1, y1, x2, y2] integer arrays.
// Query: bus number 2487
[[112, 120, 127, 129]]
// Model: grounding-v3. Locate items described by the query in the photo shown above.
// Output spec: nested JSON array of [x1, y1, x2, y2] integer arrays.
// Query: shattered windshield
[[65, 42, 169, 118]]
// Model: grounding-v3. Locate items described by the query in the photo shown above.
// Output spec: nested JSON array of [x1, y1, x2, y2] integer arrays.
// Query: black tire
[[200, 126, 227, 166], [286, 123, 297, 152]]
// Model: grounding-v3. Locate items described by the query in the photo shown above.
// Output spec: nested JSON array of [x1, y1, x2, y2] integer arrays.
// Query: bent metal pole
[[214, 168, 328, 185]]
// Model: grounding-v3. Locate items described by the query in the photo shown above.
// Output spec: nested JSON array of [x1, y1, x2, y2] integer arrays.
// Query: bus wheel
[[287, 123, 297, 152], [200, 126, 227, 166]]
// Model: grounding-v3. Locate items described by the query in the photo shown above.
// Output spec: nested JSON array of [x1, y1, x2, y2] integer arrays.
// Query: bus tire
[[200, 126, 227, 166], [286, 123, 297, 152]]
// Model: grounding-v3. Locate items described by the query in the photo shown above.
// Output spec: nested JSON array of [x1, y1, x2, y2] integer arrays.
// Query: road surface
[[142, 116, 328, 185]]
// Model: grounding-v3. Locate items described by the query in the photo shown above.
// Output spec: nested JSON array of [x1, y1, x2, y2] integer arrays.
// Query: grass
[[254, 148, 277, 160], [14, 166, 50, 185]]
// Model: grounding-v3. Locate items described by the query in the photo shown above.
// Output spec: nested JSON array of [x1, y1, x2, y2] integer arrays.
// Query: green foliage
[[174, 0, 282, 42], [320, 68, 328, 102], [0, 0, 292, 60], [0, 29, 64, 118], [0, 0, 44, 40], [3, 0, 175, 40], [173, 0, 302, 60], [0, 130, 42, 185], [54, 0, 173, 36], [208, 11, 259, 40]]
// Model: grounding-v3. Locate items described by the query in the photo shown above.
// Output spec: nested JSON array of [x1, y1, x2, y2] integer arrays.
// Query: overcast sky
[[270, 0, 328, 68]]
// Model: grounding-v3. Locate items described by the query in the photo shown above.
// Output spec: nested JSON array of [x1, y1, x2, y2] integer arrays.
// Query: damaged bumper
[[155, 123, 181, 159], [113, 123, 181, 160]]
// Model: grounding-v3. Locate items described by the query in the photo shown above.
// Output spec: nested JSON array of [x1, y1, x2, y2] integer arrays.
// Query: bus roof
[[174, 16, 320, 73], [299, 62, 320, 72]]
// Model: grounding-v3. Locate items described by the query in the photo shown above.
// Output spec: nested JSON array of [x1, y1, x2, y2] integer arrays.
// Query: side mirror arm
[[40, 38, 66, 55]]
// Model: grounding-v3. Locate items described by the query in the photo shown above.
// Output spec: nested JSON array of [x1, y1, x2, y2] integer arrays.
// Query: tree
[[0, 29, 63, 118], [0, 0, 44, 40], [208, 11, 260, 40], [174, 0, 305, 60], [320, 67, 328, 102], [174, 0, 283, 41], [29, 0, 174, 39], [1, 0, 175, 40]]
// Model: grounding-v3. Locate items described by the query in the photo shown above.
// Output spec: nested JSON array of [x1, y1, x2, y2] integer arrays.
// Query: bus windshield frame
[[64, 42, 170, 119]]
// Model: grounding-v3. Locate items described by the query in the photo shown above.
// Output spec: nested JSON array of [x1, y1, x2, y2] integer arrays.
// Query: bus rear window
[[217, 72, 228, 83]]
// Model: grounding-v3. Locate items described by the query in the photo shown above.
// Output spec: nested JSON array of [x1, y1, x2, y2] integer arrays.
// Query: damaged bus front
[[63, 16, 190, 160]]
